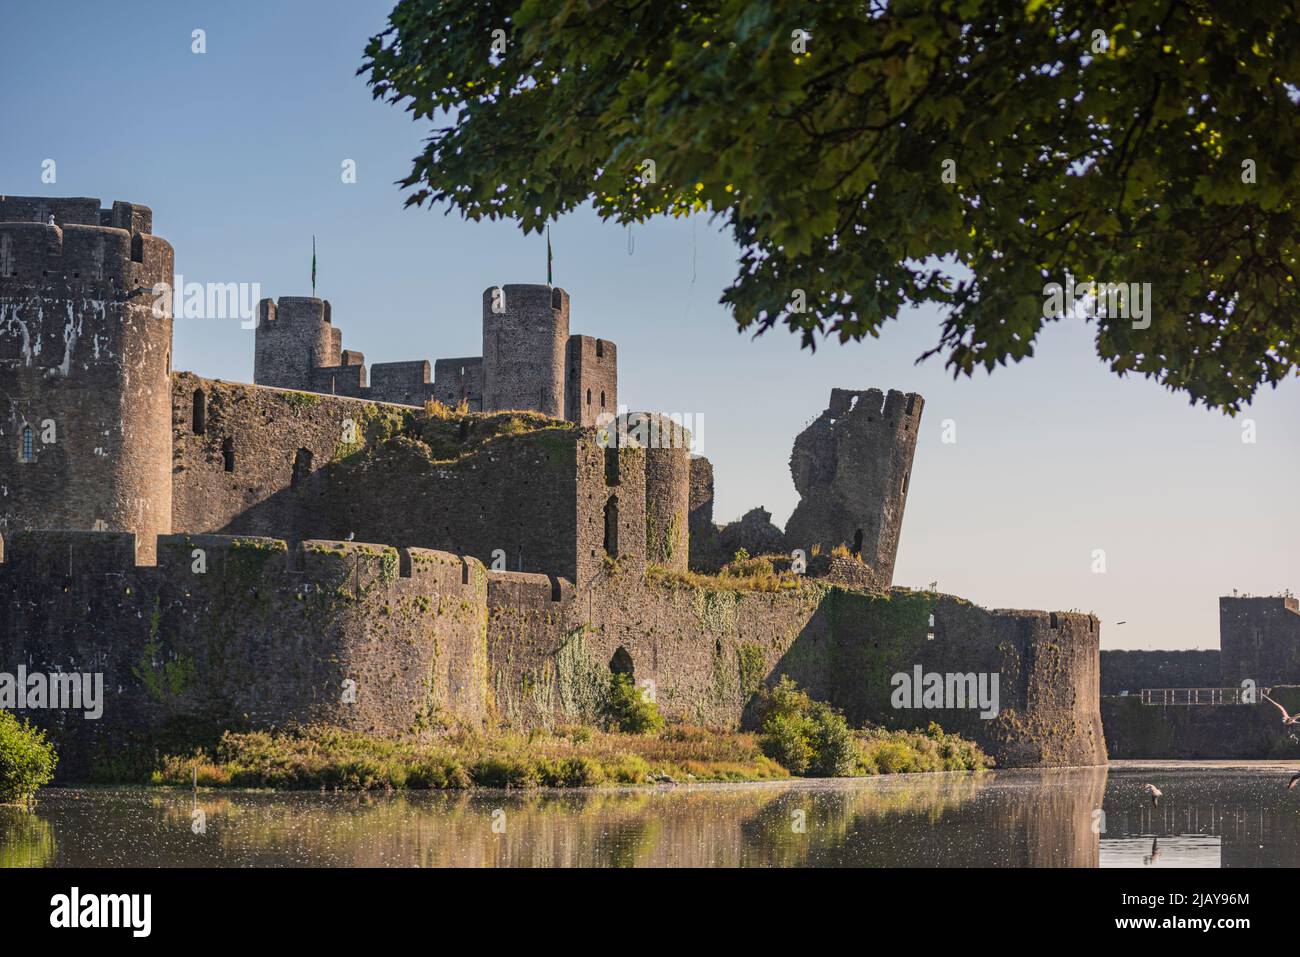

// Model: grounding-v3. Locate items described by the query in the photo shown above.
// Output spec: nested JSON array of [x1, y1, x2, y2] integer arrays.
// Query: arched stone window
[[609, 646, 634, 678]]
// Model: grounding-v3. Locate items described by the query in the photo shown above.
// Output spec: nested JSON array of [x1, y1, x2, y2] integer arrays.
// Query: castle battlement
[[0, 196, 170, 292], [0, 528, 493, 599]]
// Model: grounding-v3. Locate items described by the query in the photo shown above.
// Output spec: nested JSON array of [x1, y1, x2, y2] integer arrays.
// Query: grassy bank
[[134, 721, 990, 791]]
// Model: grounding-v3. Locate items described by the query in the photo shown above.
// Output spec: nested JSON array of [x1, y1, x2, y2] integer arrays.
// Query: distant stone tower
[[254, 297, 340, 390], [0, 196, 174, 561], [784, 388, 924, 587], [482, 284, 568, 417], [565, 335, 617, 427], [623, 413, 691, 571]]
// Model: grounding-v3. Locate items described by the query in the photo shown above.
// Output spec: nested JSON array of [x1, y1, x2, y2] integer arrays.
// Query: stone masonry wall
[[0, 529, 489, 778], [1101, 695, 1300, 759], [172, 373, 634, 585], [1099, 649, 1222, 695], [487, 576, 1106, 769]]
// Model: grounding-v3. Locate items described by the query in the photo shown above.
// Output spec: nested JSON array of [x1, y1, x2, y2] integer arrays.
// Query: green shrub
[[604, 673, 664, 735], [755, 677, 856, 777], [760, 711, 815, 774], [0, 712, 58, 805]]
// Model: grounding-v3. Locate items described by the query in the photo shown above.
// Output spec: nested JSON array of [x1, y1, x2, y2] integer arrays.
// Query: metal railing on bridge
[[1137, 687, 1249, 706]]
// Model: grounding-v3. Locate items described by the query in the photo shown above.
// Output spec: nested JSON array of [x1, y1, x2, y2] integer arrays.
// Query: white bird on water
[[1288, 773, 1299, 791], [344, 532, 355, 541], [1142, 783, 1163, 807], [1261, 692, 1300, 727]]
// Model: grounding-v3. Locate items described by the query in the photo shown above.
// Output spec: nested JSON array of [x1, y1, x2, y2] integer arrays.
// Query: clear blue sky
[[2, 1, 1296, 650]]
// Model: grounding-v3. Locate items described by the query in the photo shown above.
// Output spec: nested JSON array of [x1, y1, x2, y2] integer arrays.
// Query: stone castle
[[0, 195, 1112, 775]]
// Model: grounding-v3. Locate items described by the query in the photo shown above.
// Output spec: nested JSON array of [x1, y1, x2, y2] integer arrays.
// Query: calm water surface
[[3, 762, 1296, 867]]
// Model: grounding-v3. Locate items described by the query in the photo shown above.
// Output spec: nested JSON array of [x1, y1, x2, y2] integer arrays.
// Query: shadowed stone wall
[[171, 373, 631, 585], [1220, 596, 1300, 687], [0, 530, 489, 778], [1101, 694, 1300, 759], [1099, 649, 1222, 695]]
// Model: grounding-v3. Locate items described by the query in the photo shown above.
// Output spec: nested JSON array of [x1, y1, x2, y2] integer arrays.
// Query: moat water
[[3, 762, 1296, 867]]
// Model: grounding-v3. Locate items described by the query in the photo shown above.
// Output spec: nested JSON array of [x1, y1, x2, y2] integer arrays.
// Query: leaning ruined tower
[[784, 388, 924, 588], [0, 196, 174, 561]]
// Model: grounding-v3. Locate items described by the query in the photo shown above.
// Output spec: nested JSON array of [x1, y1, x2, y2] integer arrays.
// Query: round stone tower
[[0, 196, 174, 561], [481, 284, 568, 418], [623, 412, 692, 571], [253, 296, 340, 389]]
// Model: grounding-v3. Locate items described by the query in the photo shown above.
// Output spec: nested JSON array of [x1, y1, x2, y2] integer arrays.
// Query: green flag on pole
[[311, 236, 317, 297], [546, 225, 553, 286]]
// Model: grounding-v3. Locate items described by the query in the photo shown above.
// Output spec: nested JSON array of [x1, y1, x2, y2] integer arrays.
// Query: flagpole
[[312, 235, 317, 298]]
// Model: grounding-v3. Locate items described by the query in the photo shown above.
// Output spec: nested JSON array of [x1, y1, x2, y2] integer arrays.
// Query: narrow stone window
[[586, 388, 592, 406], [291, 448, 313, 487], [603, 495, 619, 557], [222, 437, 235, 472], [192, 390, 206, 434], [595, 339, 604, 359], [600, 391, 606, 408], [19, 425, 34, 462]]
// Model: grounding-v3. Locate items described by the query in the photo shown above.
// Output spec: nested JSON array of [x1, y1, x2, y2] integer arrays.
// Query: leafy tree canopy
[[362, 1, 1300, 411]]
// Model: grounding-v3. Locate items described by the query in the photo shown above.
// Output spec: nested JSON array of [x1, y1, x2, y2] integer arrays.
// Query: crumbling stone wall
[[0, 529, 489, 778], [784, 388, 922, 588], [0, 196, 174, 562]]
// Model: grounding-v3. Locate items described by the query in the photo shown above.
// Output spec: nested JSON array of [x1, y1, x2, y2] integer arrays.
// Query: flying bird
[[1261, 692, 1300, 727], [1142, 783, 1162, 807]]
